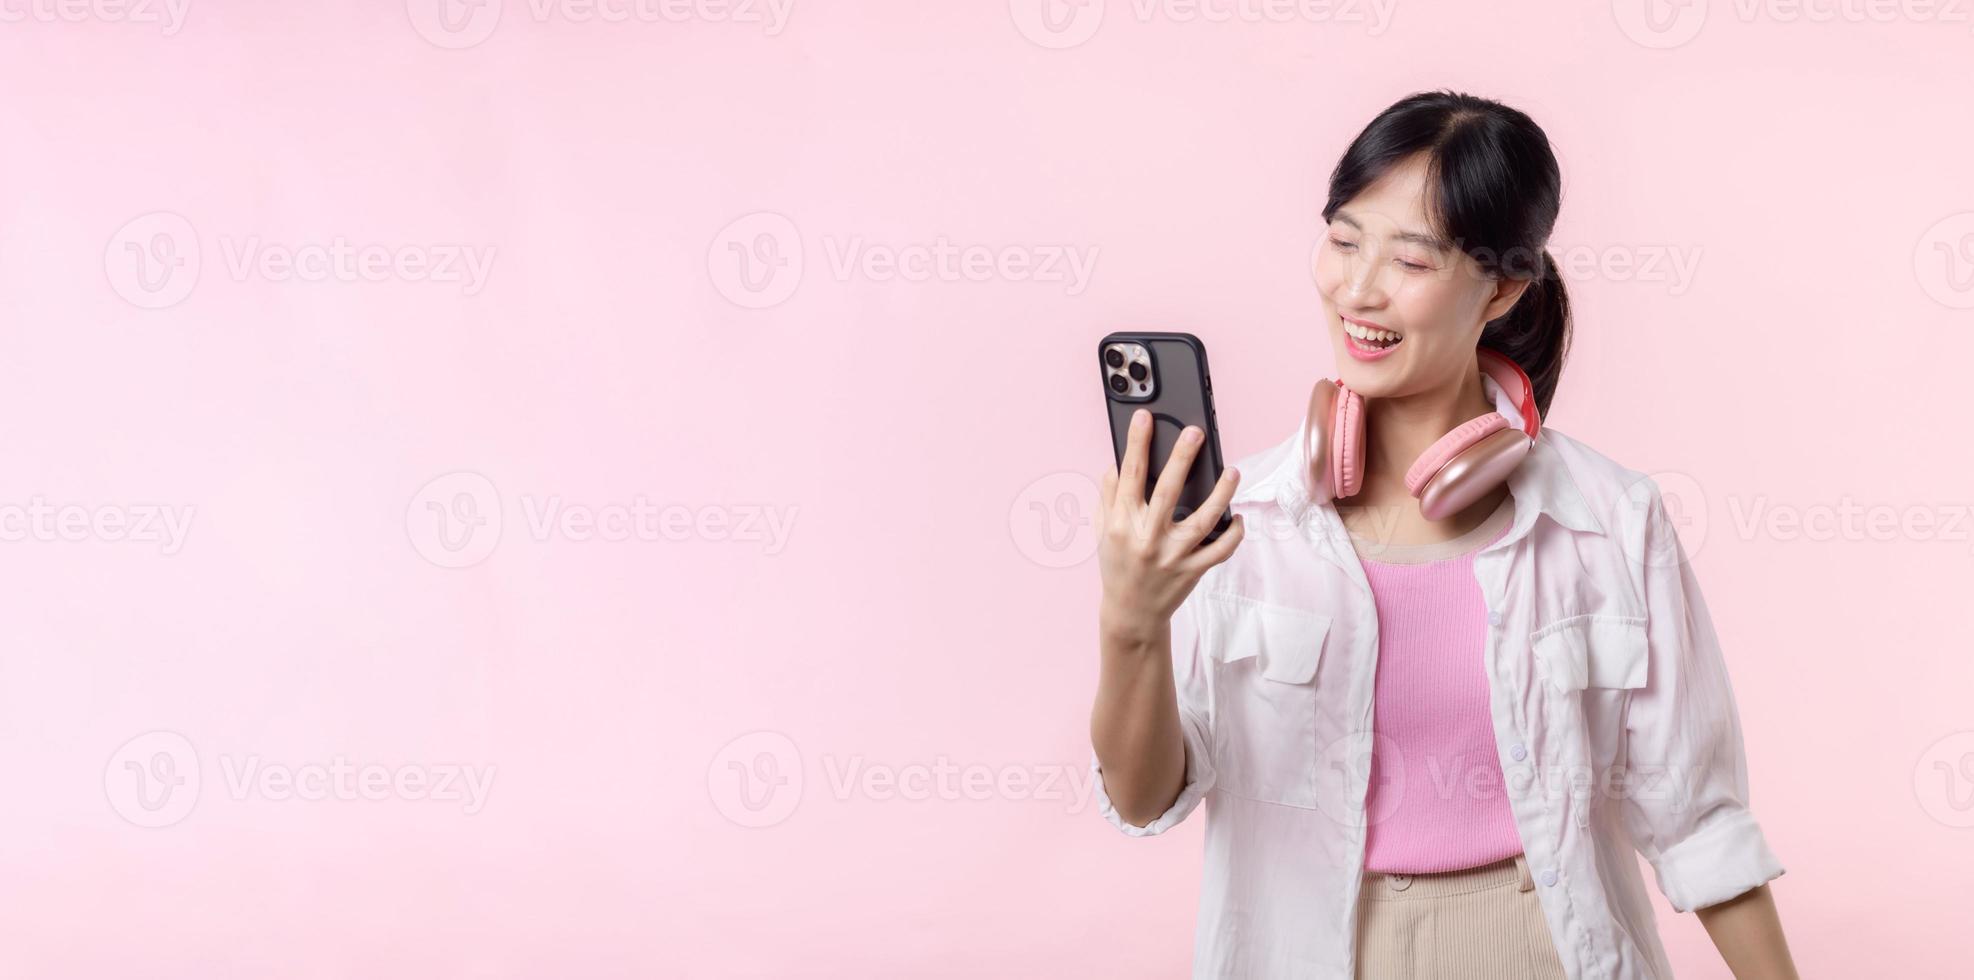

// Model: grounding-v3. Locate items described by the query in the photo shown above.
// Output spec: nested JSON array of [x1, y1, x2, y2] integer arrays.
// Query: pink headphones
[[1303, 347, 1541, 522]]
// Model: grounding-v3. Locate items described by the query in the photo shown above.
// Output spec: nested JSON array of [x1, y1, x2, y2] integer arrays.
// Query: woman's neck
[[1336, 361, 1507, 546]]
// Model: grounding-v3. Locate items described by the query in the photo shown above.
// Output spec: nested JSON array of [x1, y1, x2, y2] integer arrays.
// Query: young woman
[[1088, 91, 1799, 979]]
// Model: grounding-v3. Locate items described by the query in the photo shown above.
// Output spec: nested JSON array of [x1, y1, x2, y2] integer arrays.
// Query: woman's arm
[[1617, 481, 1795, 970], [1090, 612, 1188, 827], [1696, 883, 1799, 979], [1089, 409, 1243, 826]]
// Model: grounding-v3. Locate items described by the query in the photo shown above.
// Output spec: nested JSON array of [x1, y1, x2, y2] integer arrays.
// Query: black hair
[[1321, 89, 1571, 417]]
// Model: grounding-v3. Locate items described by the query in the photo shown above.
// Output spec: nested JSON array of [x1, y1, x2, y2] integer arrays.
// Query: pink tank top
[[1349, 496, 1522, 874]]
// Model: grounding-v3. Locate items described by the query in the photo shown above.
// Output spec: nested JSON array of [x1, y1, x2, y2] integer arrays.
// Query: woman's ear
[[1482, 276, 1534, 324]]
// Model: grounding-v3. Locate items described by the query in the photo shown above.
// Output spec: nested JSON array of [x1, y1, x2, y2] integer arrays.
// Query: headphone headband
[[1477, 347, 1540, 439]]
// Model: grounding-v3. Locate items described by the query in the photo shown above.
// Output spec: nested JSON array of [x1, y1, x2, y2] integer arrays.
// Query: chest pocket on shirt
[[1530, 613, 1648, 774], [1197, 592, 1329, 808]]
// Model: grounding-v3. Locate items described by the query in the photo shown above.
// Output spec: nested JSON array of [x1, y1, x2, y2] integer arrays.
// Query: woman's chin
[[1333, 340, 1404, 392]]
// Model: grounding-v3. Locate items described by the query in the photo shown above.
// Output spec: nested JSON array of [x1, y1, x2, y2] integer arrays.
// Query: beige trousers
[[1355, 853, 1569, 980]]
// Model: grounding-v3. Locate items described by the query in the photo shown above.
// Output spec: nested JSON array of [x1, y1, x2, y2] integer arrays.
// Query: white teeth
[[1343, 320, 1401, 344]]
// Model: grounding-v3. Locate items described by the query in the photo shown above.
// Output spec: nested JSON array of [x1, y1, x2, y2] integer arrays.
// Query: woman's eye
[[1329, 237, 1358, 252], [1397, 259, 1429, 272]]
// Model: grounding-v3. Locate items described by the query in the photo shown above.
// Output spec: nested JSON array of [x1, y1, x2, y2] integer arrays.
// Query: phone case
[[1098, 331, 1232, 544]]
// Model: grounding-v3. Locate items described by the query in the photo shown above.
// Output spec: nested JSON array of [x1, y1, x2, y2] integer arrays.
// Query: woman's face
[[1312, 152, 1529, 398]]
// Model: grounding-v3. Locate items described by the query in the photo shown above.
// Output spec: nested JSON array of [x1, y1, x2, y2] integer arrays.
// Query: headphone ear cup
[[1405, 414, 1511, 496], [1415, 426, 1532, 522], [1303, 380, 1339, 502], [1331, 385, 1365, 500]]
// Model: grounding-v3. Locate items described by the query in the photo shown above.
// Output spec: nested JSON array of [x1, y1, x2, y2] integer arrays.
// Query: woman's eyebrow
[[1331, 210, 1454, 253]]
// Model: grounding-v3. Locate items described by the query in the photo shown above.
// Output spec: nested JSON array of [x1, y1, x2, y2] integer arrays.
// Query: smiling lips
[[1342, 316, 1403, 361]]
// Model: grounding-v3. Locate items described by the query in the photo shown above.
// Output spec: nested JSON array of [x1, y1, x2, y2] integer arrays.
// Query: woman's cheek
[[1310, 252, 1337, 298]]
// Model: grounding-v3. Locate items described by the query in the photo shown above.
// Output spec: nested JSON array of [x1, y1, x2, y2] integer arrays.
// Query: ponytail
[[1481, 248, 1570, 420]]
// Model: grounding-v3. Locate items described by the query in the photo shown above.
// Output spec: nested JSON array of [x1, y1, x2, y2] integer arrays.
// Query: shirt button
[[1540, 869, 1559, 887], [1510, 743, 1528, 761], [1487, 609, 1503, 626]]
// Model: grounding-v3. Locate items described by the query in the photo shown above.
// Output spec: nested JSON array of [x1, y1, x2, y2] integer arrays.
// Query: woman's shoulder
[[1532, 426, 1670, 529]]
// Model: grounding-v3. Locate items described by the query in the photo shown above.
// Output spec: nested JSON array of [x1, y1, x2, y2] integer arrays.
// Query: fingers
[[1182, 513, 1246, 573], [1176, 466, 1240, 542], [1098, 460, 1118, 527], [1116, 409, 1153, 507], [1147, 425, 1204, 521]]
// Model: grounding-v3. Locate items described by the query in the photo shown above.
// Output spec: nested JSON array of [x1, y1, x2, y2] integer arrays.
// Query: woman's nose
[[1338, 255, 1387, 308]]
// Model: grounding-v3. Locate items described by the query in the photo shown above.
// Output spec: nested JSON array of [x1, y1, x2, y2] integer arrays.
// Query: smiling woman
[[1088, 89, 1798, 980]]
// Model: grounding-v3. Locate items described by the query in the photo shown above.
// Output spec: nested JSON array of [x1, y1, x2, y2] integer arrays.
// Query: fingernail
[[1133, 409, 1149, 427], [1183, 427, 1202, 444]]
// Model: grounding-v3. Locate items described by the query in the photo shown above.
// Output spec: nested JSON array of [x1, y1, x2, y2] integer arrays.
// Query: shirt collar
[[1234, 372, 1605, 538]]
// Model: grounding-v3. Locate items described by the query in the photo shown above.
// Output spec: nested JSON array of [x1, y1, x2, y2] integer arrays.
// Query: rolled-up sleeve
[[1092, 598, 1216, 837], [1619, 481, 1786, 912]]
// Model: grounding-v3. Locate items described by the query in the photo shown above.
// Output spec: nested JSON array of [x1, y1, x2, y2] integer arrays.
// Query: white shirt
[[1090, 375, 1787, 979]]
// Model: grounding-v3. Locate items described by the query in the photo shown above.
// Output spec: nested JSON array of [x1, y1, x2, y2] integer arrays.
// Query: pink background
[[4, 1, 1973, 977]]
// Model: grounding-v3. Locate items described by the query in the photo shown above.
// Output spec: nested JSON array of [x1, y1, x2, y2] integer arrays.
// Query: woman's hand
[[1098, 408, 1245, 644], [1088, 408, 1244, 827]]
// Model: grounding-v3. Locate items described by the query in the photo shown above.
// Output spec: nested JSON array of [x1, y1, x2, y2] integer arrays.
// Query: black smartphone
[[1098, 331, 1232, 544]]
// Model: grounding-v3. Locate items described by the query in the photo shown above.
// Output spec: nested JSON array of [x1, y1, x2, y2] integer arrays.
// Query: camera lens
[[1127, 362, 1147, 382], [1104, 348, 1124, 369], [1108, 374, 1128, 394]]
